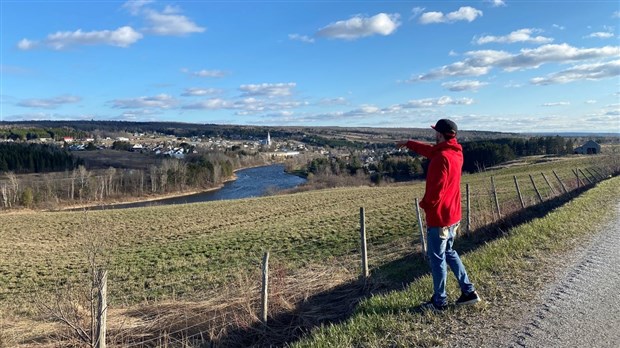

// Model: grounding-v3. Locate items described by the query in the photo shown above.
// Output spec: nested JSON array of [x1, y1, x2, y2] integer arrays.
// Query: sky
[[1, 0, 619, 133]]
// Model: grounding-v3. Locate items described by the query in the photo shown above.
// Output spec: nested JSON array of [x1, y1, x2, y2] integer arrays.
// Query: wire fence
[[11, 164, 617, 347]]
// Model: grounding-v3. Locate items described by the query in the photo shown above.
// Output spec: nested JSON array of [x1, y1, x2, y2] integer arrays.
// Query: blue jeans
[[427, 222, 475, 306]]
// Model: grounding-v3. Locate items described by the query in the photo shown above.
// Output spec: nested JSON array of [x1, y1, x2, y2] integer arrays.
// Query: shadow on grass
[[196, 183, 599, 347]]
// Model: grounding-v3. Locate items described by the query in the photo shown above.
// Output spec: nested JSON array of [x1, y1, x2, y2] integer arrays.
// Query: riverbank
[[56, 163, 297, 211], [54, 179, 233, 212]]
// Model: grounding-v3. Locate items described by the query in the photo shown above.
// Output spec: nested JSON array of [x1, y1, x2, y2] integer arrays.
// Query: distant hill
[[522, 132, 620, 137], [0, 120, 519, 143]]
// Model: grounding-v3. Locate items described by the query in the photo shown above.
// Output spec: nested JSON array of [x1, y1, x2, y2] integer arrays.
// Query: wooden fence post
[[552, 170, 568, 194], [529, 174, 544, 203], [591, 167, 605, 180], [578, 169, 593, 185], [415, 199, 427, 253], [572, 169, 583, 187], [491, 176, 501, 219], [541, 172, 556, 196], [466, 184, 471, 235], [585, 168, 598, 183], [513, 176, 525, 209], [96, 270, 107, 348], [359, 207, 369, 280], [261, 252, 269, 323]]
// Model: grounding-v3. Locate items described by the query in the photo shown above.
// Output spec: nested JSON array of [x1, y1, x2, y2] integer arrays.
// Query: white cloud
[[144, 9, 205, 36], [288, 34, 315, 43], [541, 102, 570, 107], [17, 95, 81, 109], [182, 95, 308, 113], [400, 96, 474, 108], [181, 88, 222, 96], [239, 83, 296, 97], [111, 94, 177, 109], [319, 97, 348, 106], [474, 28, 553, 45], [182, 68, 227, 78], [485, 0, 506, 7], [18, 26, 142, 50], [613, 11, 620, 19], [410, 7, 425, 20], [419, 7, 483, 24], [122, 0, 154, 15], [317, 13, 400, 40], [409, 44, 620, 81], [585, 100, 598, 104], [118, 109, 161, 120], [442, 80, 489, 91], [552, 24, 566, 30], [585, 32, 614, 39], [531, 60, 620, 85], [344, 105, 381, 116], [183, 98, 232, 110], [17, 39, 36, 50]]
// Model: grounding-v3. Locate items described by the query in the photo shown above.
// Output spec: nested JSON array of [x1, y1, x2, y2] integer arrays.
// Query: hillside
[[0, 154, 617, 346]]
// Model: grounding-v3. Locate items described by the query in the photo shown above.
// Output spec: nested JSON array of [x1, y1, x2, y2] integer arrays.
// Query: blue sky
[[1, 0, 619, 133]]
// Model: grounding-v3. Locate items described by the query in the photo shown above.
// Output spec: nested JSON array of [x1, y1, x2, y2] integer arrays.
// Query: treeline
[[0, 127, 86, 141], [461, 136, 575, 172], [305, 153, 426, 185], [0, 143, 81, 173], [0, 148, 267, 210], [302, 136, 584, 186]]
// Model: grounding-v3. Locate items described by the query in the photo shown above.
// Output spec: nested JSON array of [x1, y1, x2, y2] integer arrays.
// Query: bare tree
[[149, 165, 158, 193], [6, 171, 19, 205], [0, 184, 9, 208], [105, 167, 116, 197], [77, 166, 90, 200]]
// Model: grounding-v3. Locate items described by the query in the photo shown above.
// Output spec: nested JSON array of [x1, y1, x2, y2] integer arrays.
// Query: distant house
[[131, 144, 144, 151], [63, 137, 74, 143], [574, 140, 601, 155]]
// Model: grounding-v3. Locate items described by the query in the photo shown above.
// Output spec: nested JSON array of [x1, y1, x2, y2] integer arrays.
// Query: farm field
[[0, 154, 616, 346]]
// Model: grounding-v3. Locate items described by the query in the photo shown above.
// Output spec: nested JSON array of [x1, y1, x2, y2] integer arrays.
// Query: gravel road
[[491, 202, 620, 348]]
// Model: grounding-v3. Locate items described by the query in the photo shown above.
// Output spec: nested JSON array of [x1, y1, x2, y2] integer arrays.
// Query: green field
[[0, 154, 616, 346]]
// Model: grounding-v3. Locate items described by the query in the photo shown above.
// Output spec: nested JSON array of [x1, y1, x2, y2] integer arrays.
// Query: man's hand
[[396, 140, 408, 148]]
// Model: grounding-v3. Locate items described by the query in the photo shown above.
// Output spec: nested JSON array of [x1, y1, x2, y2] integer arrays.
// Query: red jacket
[[405, 138, 463, 227]]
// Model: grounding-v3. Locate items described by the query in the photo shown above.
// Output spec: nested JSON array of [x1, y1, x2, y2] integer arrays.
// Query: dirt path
[[477, 202, 620, 347]]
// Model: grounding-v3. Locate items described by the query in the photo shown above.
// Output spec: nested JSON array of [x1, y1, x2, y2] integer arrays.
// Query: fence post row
[[261, 252, 269, 324], [359, 207, 369, 280], [513, 176, 525, 209], [414, 198, 427, 253], [552, 170, 568, 194], [491, 176, 501, 219]]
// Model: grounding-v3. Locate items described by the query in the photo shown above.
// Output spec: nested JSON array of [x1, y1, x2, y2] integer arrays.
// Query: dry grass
[[0, 154, 617, 347]]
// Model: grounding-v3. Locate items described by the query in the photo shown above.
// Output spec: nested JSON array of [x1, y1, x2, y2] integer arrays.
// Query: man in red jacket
[[397, 119, 480, 311]]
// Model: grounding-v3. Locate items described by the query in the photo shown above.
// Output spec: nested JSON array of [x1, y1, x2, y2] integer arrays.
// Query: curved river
[[79, 164, 306, 210]]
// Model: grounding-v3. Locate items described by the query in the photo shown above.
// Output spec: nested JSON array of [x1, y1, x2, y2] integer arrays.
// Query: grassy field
[[0, 154, 617, 346], [293, 171, 620, 348]]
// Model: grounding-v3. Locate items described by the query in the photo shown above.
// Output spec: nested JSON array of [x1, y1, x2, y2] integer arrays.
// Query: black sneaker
[[456, 291, 480, 305], [421, 299, 447, 312]]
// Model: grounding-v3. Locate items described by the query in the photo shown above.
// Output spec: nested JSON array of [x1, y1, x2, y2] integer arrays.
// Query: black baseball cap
[[431, 119, 458, 135]]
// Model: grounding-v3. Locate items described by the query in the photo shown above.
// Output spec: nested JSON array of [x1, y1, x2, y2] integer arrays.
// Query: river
[[78, 164, 306, 210]]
